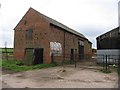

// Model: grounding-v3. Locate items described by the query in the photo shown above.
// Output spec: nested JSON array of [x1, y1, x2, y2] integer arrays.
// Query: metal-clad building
[[97, 27, 120, 49], [96, 27, 120, 64]]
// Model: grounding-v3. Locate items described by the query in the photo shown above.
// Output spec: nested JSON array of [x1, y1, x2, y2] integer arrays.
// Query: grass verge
[[2, 59, 57, 72], [0, 48, 13, 53]]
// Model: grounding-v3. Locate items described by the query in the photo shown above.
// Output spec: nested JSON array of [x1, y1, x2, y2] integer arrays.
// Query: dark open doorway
[[78, 45, 84, 60], [78, 40, 84, 61], [70, 49, 74, 64], [33, 48, 43, 65]]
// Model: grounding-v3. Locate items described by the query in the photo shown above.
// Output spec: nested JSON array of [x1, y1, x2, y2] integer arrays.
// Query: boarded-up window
[[26, 29, 33, 40]]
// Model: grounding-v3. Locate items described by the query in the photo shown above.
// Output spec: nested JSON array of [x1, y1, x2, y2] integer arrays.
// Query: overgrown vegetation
[[0, 48, 13, 53], [2, 59, 57, 72], [98, 63, 120, 74], [118, 68, 120, 75], [62, 60, 71, 65], [100, 69, 112, 73]]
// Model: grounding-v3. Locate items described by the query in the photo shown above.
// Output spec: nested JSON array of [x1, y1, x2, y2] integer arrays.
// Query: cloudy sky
[[0, 0, 119, 48]]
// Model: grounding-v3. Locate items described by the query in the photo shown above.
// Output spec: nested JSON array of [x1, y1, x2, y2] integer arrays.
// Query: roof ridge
[[30, 7, 87, 39]]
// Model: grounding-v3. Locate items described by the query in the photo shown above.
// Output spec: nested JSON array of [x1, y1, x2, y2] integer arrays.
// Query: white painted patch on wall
[[50, 42, 62, 56]]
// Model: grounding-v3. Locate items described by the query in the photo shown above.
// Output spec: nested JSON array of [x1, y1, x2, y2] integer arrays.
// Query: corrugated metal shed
[[96, 27, 120, 49]]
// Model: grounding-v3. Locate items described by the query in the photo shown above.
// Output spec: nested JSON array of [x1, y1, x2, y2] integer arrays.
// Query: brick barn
[[14, 7, 92, 65]]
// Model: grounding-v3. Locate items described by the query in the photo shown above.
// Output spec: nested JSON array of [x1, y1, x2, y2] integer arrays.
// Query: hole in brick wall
[[18, 28, 22, 31]]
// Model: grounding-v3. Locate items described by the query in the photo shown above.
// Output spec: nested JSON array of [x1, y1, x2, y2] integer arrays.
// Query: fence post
[[74, 49, 77, 68], [118, 55, 120, 89], [5, 42, 8, 60], [51, 53, 54, 63], [105, 55, 108, 71], [103, 55, 104, 70], [75, 54, 76, 68]]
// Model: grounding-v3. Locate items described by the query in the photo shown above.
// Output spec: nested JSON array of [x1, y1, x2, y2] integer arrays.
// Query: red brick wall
[[49, 24, 64, 63], [14, 8, 51, 63], [49, 24, 92, 62], [84, 40, 92, 59]]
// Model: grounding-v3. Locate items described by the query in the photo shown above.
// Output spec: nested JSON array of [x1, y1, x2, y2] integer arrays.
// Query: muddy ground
[[1, 60, 119, 88]]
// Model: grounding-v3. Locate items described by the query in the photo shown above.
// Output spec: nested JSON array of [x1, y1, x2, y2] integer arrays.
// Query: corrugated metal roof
[[96, 27, 119, 39], [31, 7, 87, 39]]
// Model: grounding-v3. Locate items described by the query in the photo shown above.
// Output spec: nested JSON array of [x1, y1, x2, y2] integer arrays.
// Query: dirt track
[[1, 63, 118, 88]]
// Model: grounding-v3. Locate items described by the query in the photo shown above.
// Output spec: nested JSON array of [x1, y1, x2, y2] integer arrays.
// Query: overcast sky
[[0, 0, 119, 48]]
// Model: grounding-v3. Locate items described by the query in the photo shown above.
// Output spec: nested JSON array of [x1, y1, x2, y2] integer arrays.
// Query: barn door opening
[[24, 48, 34, 65], [33, 48, 43, 65], [78, 40, 84, 61], [79, 45, 84, 60]]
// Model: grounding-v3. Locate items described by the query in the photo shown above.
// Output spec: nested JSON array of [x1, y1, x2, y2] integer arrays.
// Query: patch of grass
[[2, 59, 57, 72], [0, 48, 13, 53], [100, 69, 112, 73]]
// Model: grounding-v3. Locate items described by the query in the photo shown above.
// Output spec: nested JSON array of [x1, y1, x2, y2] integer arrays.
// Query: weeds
[[2, 59, 57, 72], [100, 69, 112, 73], [118, 68, 120, 75]]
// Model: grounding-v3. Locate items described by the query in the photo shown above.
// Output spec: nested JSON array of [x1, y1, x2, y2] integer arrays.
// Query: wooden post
[[75, 56, 76, 68], [51, 53, 54, 63], [103, 55, 105, 70], [75, 49, 77, 68], [5, 42, 8, 60]]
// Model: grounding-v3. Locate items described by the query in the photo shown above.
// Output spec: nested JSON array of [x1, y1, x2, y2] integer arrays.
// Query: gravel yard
[[1, 62, 118, 88]]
